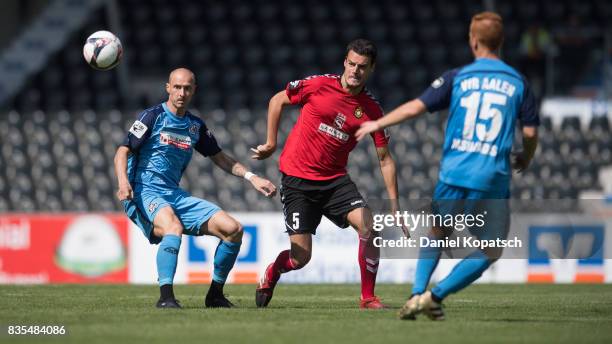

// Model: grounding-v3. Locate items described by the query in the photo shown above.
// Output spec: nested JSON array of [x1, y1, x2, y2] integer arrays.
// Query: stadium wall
[[1, 212, 611, 284]]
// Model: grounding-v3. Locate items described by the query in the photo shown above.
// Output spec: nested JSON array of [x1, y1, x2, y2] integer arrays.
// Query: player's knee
[[165, 220, 184, 236], [226, 221, 243, 242], [357, 224, 374, 238], [291, 252, 311, 269]]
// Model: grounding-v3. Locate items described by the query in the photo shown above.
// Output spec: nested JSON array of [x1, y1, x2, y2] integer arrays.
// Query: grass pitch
[[1, 284, 611, 343]]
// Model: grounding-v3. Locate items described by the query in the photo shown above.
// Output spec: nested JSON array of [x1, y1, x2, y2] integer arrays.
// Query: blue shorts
[[122, 188, 221, 244], [431, 181, 510, 241]]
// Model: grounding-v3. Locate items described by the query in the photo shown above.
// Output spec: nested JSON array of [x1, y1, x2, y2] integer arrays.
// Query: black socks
[[160, 284, 175, 300]]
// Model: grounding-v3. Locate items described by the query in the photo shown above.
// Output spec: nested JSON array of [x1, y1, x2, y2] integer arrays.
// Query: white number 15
[[460, 91, 507, 142]]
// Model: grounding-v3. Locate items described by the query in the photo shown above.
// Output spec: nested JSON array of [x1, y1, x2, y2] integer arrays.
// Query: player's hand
[[389, 200, 410, 238], [251, 143, 276, 160], [250, 176, 277, 198], [116, 182, 133, 201], [355, 121, 380, 141], [512, 152, 530, 173]]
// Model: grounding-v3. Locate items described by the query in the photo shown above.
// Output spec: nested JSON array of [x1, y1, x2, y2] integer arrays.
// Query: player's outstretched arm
[[376, 146, 409, 237], [376, 146, 399, 206], [113, 146, 133, 201], [251, 90, 292, 160], [210, 151, 277, 197], [513, 126, 538, 173], [356, 99, 428, 141]]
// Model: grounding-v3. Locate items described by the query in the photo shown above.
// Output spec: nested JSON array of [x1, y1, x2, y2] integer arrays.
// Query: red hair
[[470, 12, 504, 51]]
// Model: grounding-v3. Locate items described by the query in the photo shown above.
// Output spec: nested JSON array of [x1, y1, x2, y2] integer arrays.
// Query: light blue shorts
[[122, 188, 221, 244], [431, 181, 510, 241]]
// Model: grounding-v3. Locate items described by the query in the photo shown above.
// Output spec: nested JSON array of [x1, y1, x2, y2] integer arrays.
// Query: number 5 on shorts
[[292, 212, 300, 230]]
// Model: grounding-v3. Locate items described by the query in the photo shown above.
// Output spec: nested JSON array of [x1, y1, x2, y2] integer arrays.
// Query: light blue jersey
[[419, 58, 539, 193], [121, 102, 222, 243], [124, 102, 221, 191]]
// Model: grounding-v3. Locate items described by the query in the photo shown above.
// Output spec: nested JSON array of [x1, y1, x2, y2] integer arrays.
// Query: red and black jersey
[[279, 74, 389, 181]]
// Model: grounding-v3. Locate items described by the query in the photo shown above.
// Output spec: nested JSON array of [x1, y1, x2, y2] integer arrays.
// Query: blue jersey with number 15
[[418, 58, 539, 193]]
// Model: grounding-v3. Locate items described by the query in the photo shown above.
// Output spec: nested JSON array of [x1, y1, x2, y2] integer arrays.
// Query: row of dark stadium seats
[[11, 0, 611, 113], [3, 1, 611, 212], [0, 109, 608, 212]]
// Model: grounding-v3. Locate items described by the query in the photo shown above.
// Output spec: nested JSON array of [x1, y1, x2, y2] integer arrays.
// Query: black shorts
[[280, 174, 367, 235]]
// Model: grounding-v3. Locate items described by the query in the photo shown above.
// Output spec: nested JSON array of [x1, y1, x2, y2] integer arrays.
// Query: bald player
[[357, 12, 539, 320], [114, 68, 277, 308]]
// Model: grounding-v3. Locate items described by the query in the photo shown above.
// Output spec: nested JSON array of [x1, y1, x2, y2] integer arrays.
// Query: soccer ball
[[83, 30, 123, 71]]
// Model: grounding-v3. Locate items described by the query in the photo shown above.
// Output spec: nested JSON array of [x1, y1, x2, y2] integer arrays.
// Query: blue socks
[[212, 240, 241, 284], [431, 250, 491, 299], [157, 234, 181, 286], [157, 236, 240, 287], [412, 239, 441, 295]]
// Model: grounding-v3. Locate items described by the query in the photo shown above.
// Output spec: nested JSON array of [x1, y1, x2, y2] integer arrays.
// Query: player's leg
[[417, 246, 492, 321], [412, 182, 465, 296], [269, 233, 313, 282], [199, 210, 243, 307], [429, 196, 509, 304], [398, 225, 448, 319], [151, 205, 184, 308], [345, 207, 385, 309], [256, 233, 312, 308], [269, 233, 313, 279], [399, 182, 463, 319], [322, 177, 383, 308], [411, 226, 446, 295], [256, 186, 319, 308]]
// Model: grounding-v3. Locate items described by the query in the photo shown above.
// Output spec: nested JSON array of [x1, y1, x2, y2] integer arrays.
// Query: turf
[[1, 284, 611, 343]]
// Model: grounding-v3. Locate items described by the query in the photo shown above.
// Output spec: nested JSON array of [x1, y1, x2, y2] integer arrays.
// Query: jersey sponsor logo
[[160, 131, 192, 150], [432, 77, 444, 88], [354, 106, 363, 119], [318, 123, 349, 142], [350, 199, 364, 206], [451, 138, 498, 157], [288, 80, 301, 89], [129, 120, 148, 138], [189, 123, 199, 135], [334, 113, 346, 129]]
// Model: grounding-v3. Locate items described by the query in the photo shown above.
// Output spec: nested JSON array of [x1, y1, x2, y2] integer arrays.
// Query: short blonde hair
[[470, 11, 504, 51]]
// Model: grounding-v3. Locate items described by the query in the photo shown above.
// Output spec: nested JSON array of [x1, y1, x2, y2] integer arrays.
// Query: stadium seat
[[1, 0, 609, 212]]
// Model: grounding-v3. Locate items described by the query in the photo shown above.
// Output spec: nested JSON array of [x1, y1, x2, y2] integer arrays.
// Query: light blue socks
[[212, 241, 241, 284], [431, 250, 491, 299], [412, 242, 442, 295], [157, 234, 181, 286]]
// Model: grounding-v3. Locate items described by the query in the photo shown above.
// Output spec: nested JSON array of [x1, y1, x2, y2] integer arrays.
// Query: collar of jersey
[[475, 57, 502, 64], [336, 77, 366, 98], [162, 102, 186, 120]]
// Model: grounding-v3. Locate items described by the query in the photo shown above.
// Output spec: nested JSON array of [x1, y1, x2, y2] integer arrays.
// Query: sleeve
[[417, 69, 458, 113], [121, 110, 158, 151], [194, 122, 222, 157], [518, 79, 540, 127], [285, 76, 321, 105]]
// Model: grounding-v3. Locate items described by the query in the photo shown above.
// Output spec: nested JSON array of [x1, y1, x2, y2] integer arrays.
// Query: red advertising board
[[0, 214, 129, 283]]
